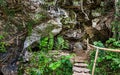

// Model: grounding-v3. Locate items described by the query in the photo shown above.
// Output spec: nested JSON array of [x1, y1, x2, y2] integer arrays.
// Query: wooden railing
[[87, 41, 120, 75]]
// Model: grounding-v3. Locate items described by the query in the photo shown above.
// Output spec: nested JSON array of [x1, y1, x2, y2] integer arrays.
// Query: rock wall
[[0, 0, 114, 74]]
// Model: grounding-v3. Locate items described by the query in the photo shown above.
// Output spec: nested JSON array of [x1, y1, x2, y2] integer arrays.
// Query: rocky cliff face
[[0, 0, 114, 74]]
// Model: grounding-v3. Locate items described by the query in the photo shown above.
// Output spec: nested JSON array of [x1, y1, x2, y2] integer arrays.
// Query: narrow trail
[[71, 50, 91, 75], [50, 49, 91, 75]]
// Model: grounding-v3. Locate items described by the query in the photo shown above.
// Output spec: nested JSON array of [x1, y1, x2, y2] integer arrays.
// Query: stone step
[[73, 72, 91, 75], [72, 51, 91, 75], [74, 63, 88, 67], [73, 67, 90, 73], [71, 58, 86, 63], [71, 59, 86, 63], [71, 56, 87, 63], [74, 59, 86, 63]]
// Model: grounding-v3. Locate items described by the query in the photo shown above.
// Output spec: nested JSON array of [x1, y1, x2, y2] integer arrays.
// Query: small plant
[[39, 35, 69, 52], [39, 33, 54, 52], [55, 36, 69, 50], [0, 35, 6, 52]]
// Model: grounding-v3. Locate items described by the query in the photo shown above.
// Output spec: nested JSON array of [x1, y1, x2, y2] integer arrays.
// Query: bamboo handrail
[[92, 48, 99, 75], [88, 44, 120, 52], [87, 41, 120, 75]]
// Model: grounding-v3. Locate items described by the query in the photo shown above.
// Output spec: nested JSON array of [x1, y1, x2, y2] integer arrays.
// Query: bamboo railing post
[[87, 43, 120, 75], [92, 48, 99, 75]]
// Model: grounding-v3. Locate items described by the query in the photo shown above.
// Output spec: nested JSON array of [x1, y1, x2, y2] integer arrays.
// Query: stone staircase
[[50, 50, 91, 75], [71, 50, 91, 75]]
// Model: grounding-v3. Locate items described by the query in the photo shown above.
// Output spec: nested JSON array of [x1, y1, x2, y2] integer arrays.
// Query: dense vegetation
[[0, 0, 120, 75], [19, 51, 73, 75], [89, 39, 120, 75]]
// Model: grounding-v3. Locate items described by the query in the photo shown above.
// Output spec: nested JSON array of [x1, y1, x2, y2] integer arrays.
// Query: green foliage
[[39, 37, 49, 51], [0, 35, 6, 52], [19, 34, 71, 75], [39, 33, 54, 52], [89, 40, 120, 75], [18, 51, 73, 75], [89, 41, 105, 74], [48, 34, 54, 50], [0, 42, 6, 52], [49, 60, 61, 70], [55, 36, 69, 50], [39, 35, 69, 52], [93, 41, 104, 47], [106, 38, 120, 48], [93, 41, 105, 59], [0, 35, 4, 39]]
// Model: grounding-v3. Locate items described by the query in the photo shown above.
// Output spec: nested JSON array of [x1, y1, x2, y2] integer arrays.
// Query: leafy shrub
[[106, 38, 120, 48], [54, 36, 69, 50], [89, 40, 120, 75], [18, 51, 73, 75], [19, 35, 70, 75], [39, 33, 54, 52], [39, 35, 69, 52]]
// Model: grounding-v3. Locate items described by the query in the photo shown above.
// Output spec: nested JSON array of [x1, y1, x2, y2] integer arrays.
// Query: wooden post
[[92, 48, 99, 75]]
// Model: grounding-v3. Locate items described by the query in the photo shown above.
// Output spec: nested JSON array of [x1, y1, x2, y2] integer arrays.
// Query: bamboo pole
[[86, 39, 120, 75], [92, 48, 99, 75], [89, 44, 120, 52]]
